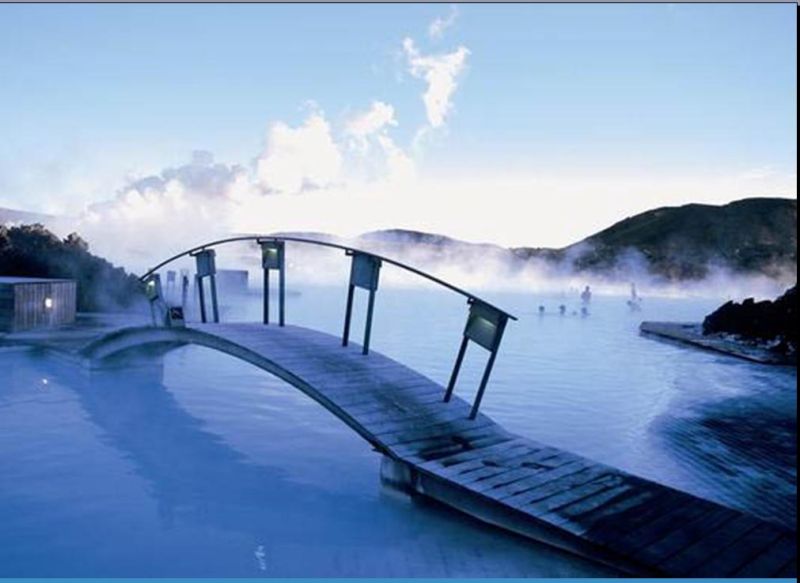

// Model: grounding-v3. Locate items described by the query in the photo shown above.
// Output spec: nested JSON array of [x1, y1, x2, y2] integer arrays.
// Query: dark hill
[[514, 197, 797, 281]]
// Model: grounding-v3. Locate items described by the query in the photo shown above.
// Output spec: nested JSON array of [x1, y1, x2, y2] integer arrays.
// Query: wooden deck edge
[[639, 321, 796, 366], [380, 456, 651, 576]]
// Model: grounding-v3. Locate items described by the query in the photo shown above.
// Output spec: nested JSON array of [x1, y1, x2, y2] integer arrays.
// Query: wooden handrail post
[[342, 284, 355, 346], [263, 268, 270, 325], [363, 288, 377, 355], [444, 335, 469, 402], [192, 249, 217, 324], [259, 240, 286, 327], [446, 300, 509, 418], [470, 347, 499, 419], [139, 234, 516, 324], [196, 274, 206, 323], [209, 274, 220, 323], [343, 252, 381, 354], [279, 260, 286, 326]]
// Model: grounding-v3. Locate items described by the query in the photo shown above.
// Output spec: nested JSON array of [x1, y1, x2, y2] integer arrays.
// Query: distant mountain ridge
[[553, 197, 796, 280], [362, 197, 797, 282], [0, 206, 57, 225], [5, 197, 797, 283]]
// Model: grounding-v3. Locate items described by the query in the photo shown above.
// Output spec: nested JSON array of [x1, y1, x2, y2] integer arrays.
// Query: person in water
[[581, 285, 592, 304], [559, 304, 566, 315], [627, 282, 642, 311]]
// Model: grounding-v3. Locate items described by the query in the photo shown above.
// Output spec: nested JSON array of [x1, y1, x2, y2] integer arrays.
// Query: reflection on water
[[0, 285, 796, 575], [0, 347, 612, 577]]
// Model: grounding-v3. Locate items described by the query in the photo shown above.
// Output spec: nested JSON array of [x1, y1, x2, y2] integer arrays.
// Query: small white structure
[[0, 277, 77, 333]]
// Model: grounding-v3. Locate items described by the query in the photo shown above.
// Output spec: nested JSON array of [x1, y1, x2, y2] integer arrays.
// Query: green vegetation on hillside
[[0, 224, 144, 312]]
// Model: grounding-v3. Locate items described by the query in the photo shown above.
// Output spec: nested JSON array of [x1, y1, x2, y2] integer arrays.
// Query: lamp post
[[258, 239, 286, 326], [144, 274, 164, 326], [444, 299, 509, 419]]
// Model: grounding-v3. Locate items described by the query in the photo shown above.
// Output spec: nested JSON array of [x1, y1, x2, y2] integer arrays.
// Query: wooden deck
[[640, 321, 796, 366], [72, 321, 797, 577]]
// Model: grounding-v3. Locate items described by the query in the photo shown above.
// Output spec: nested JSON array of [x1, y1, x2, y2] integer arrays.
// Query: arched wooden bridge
[[50, 237, 800, 576]]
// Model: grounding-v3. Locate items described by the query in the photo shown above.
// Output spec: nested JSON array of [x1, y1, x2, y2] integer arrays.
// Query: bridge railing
[[140, 235, 517, 419]]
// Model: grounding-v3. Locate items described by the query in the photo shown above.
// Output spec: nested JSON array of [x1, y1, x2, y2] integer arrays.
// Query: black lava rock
[[702, 285, 797, 355]]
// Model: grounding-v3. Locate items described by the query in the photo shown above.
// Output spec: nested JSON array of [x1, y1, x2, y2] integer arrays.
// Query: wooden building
[[0, 277, 77, 333]]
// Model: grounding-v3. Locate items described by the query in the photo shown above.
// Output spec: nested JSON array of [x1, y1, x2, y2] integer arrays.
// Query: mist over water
[[139, 234, 794, 314], [217, 285, 796, 530], [1, 282, 795, 576], [1, 4, 794, 574]]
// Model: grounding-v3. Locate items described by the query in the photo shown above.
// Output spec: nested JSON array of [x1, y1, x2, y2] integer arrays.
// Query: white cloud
[[344, 101, 415, 184], [428, 5, 458, 40], [78, 152, 247, 269], [403, 37, 470, 129], [345, 101, 398, 140], [376, 134, 416, 184], [256, 111, 343, 194]]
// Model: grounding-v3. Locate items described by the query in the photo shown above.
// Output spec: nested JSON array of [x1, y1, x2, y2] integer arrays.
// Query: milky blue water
[[0, 285, 795, 576]]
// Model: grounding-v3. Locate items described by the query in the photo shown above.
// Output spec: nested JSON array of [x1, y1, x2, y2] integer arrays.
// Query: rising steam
[[12, 9, 791, 304]]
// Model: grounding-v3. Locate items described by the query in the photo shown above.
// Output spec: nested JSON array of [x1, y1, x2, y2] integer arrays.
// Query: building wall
[[0, 281, 77, 332], [0, 284, 13, 332]]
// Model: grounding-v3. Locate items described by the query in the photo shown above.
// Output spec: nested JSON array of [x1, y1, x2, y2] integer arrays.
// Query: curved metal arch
[[80, 326, 390, 453], [139, 235, 517, 321]]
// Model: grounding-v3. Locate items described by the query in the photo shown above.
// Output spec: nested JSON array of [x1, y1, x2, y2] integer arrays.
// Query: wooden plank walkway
[[640, 321, 796, 366], [70, 322, 796, 576]]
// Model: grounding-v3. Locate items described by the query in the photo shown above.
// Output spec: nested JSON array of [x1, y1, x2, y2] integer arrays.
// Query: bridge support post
[[363, 287, 377, 355], [445, 300, 509, 419], [263, 268, 270, 325], [259, 240, 286, 327], [342, 252, 381, 354], [279, 259, 286, 327], [196, 274, 206, 323], [209, 274, 220, 323], [192, 249, 218, 324], [380, 456, 418, 493], [444, 336, 469, 402], [470, 347, 499, 419], [342, 284, 355, 346]]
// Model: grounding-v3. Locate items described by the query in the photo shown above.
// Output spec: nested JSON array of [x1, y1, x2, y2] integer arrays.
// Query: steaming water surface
[[1, 286, 796, 576]]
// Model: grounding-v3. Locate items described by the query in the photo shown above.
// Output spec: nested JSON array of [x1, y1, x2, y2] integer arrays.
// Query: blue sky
[[0, 3, 796, 253]]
